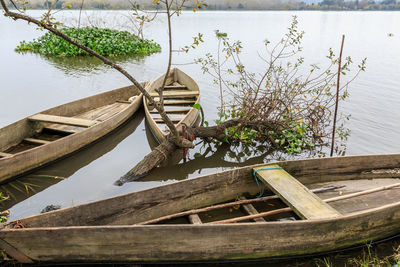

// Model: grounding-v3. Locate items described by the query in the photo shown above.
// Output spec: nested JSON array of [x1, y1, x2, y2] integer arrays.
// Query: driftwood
[[115, 139, 177, 185], [137, 185, 344, 225], [208, 182, 400, 224]]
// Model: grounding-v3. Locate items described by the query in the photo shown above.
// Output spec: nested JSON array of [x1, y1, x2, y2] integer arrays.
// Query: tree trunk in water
[[114, 140, 177, 185], [116, 120, 240, 184]]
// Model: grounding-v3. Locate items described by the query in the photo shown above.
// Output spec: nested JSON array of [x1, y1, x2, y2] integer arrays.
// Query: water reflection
[[141, 143, 279, 182], [30, 53, 149, 75], [0, 112, 144, 210], [141, 121, 289, 182], [110, 116, 325, 185]]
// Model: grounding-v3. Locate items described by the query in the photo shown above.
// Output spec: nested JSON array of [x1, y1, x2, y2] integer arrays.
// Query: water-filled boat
[[1, 154, 400, 263], [144, 68, 201, 143], [0, 83, 147, 183]]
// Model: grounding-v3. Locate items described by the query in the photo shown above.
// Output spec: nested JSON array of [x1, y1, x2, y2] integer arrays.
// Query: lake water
[[0, 9, 400, 264]]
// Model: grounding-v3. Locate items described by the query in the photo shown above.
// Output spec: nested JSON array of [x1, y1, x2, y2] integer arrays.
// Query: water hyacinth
[[16, 27, 161, 57]]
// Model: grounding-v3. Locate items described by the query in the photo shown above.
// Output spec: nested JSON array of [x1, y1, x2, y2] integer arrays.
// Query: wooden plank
[[116, 100, 132, 104], [0, 152, 13, 158], [150, 108, 191, 114], [164, 85, 188, 90], [254, 164, 342, 220], [154, 118, 182, 123], [0, 238, 33, 263], [23, 138, 51, 145], [163, 100, 196, 106], [239, 197, 266, 222], [149, 91, 199, 99], [29, 114, 98, 128], [94, 103, 128, 122], [78, 103, 121, 121], [188, 214, 202, 224], [44, 126, 79, 134]]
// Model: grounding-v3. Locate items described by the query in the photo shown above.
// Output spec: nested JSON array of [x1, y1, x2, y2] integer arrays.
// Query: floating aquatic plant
[[16, 27, 161, 57]]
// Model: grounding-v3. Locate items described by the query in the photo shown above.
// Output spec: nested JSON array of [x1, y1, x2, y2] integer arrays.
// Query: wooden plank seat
[[41, 102, 129, 134], [116, 100, 132, 104], [29, 114, 98, 128], [164, 85, 188, 90], [78, 102, 128, 122], [253, 164, 342, 220], [154, 118, 182, 124], [150, 108, 192, 114], [23, 138, 51, 145], [149, 91, 199, 99], [44, 126, 79, 134], [0, 152, 13, 158], [163, 100, 196, 106]]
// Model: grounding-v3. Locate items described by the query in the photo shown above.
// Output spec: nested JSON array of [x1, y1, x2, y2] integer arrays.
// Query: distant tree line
[[300, 0, 400, 10], [8, 0, 400, 10]]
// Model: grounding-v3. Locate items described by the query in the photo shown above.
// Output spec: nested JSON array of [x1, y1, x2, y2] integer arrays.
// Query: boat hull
[[0, 203, 399, 263]]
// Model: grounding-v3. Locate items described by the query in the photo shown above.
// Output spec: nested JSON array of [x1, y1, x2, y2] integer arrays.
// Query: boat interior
[[138, 166, 400, 226], [0, 85, 141, 159], [147, 71, 199, 132]]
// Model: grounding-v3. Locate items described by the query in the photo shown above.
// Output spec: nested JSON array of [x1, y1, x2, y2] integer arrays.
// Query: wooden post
[[330, 35, 345, 157]]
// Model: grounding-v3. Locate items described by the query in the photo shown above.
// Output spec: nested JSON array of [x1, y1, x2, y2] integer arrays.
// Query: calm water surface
[[0, 10, 400, 263]]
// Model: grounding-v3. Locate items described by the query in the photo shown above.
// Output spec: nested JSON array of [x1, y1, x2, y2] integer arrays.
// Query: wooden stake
[[330, 35, 345, 157]]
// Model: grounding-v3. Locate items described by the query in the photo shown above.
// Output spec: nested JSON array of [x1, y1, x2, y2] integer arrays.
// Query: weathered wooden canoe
[[0, 83, 147, 183], [1, 154, 400, 263], [144, 68, 201, 143], [0, 113, 145, 211]]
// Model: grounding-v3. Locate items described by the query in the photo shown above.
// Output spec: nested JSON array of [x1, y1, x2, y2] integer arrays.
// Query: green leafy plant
[[195, 16, 366, 155], [15, 27, 161, 57]]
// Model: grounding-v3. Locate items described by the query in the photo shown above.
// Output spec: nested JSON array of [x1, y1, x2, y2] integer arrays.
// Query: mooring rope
[[252, 166, 283, 198]]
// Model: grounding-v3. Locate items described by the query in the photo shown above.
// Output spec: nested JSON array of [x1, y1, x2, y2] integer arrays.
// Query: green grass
[[312, 242, 400, 267], [16, 27, 161, 57]]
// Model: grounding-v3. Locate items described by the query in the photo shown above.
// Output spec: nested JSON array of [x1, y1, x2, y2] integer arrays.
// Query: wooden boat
[[0, 83, 147, 183], [144, 68, 201, 144], [1, 154, 400, 263], [0, 113, 144, 211]]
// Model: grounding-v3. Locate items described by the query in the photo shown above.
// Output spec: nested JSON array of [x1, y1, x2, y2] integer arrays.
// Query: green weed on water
[[16, 27, 161, 57]]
